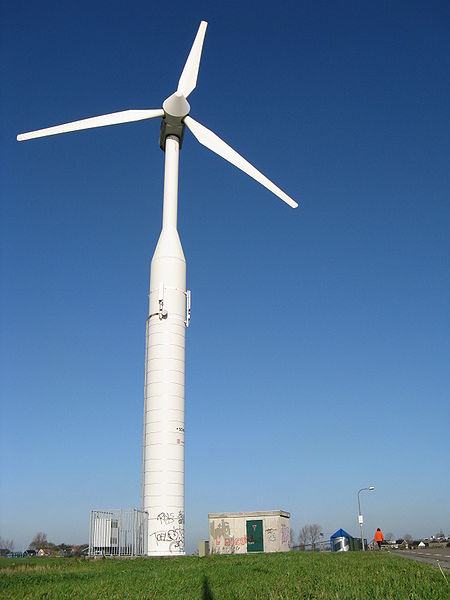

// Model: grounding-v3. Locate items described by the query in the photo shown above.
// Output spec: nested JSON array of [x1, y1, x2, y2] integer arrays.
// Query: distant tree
[[298, 526, 309, 549], [385, 532, 394, 542], [0, 537, 14, 552], [404, 534, 413, 544], [56, 543, 76, 557], [69, 543, 89, 557], [435, 530, 445, 539], [29, 532, 48, 550], [308, 524, 322, 550], [290, 528, 295, 547], [298, 524, 322, 550], [73, 544, 88, 556]]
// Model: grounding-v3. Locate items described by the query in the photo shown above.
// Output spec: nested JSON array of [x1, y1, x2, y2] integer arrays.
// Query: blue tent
[[330, 528, 351, 540], [330, 528, 351, 552]]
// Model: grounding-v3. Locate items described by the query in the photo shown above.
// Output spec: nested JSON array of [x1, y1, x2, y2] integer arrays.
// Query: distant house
[[418, 541, 426, 548], [37, 548, 49, 557]]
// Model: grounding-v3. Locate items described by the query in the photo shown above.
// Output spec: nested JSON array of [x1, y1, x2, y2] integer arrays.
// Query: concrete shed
[[209, 510, 290, 554]]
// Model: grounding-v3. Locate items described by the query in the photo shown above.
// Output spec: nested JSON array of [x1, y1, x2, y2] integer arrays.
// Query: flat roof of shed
[[208, 510, 290, 519]]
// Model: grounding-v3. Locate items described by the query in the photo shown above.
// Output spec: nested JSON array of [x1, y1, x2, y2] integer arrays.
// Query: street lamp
[[357, 486, 374, 551]]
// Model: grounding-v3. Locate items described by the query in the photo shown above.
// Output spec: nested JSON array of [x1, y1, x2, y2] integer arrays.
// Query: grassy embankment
[[0, 551, 448, 599]]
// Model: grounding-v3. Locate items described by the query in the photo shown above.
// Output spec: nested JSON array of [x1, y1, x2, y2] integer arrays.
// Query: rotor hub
[[162, 92, 190, 118]]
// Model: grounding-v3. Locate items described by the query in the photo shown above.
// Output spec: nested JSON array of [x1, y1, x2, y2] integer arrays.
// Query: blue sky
[[1, 0, 448, 551]]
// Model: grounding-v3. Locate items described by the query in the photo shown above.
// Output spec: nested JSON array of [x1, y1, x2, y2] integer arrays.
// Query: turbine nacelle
[[159, 91, 190, 150]]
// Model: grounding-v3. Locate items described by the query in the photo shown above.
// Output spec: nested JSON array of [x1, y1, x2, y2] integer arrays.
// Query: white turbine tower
[[17, 21, 297, 556]]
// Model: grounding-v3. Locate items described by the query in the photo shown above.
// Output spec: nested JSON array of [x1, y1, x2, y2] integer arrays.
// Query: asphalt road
[[389, 548, 450, 570]]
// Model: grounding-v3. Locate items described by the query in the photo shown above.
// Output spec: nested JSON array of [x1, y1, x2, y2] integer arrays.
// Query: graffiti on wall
[[281, 524, 290, 547], [156, 510, 184, 526], [210, 519, 248, 552], [222, 536, 247, 547], [210, 519, 231, 540], [157, 512, 174, 525], [150, 510, 185, 552]]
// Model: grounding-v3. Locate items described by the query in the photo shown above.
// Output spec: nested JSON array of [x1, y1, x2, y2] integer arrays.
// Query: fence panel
[[89, 509, 148, 557]]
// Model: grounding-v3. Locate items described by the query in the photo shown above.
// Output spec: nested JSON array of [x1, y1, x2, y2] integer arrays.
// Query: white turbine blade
[[17, 109, 164, 141], [184, 116, 298, 208], [177, 21, 208, 98]]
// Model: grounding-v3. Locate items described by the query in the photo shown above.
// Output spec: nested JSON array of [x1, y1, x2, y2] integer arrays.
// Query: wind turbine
[[17, 21, 297, 556]]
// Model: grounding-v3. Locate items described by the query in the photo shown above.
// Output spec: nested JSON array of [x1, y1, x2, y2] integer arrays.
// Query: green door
[[246, 520, 264, 552]]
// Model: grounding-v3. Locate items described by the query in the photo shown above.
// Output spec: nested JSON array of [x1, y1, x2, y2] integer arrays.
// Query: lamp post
[[357, 486, 374, 551]]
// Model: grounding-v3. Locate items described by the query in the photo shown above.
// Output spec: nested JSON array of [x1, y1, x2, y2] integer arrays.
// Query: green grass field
[[0, 552, 447, 599]]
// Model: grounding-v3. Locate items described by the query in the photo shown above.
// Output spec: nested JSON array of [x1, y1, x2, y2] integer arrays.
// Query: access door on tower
[[246, 520, 264, 552]]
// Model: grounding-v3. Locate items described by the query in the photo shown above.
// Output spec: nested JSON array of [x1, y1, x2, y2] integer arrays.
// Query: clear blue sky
[[1, 0, 448, 552]]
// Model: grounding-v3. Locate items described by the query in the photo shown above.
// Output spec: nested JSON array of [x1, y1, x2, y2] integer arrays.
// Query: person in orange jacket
[[374, 528, 384, 549]]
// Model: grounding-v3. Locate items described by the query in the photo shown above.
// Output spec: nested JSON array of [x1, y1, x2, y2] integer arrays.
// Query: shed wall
[[210, 516, 247, 554], [280, 516, 290, 552]]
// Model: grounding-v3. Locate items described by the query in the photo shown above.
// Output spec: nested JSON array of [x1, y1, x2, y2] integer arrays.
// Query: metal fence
[[89, 509, 148, 557], [292, 537, 366, 552], [292, 540, 331, 552]]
